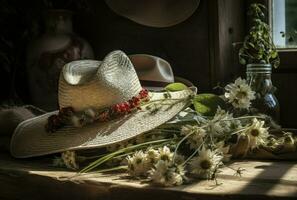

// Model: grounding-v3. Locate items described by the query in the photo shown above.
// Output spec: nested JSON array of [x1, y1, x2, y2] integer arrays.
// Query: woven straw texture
[[59, 51, 142, 111]]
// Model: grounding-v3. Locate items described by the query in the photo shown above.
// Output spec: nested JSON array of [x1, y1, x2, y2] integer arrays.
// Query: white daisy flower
[[189, 147, 223, 179], [61, 151, 79, 170], [145, 147, 160, 164], [181, 125, 206, 150], [166, 165, 185, 186], [283, 132, 295, 145], [207, 107, 234, 137], [230, 118, 243, 130], [213, 107, 233, 120], [168, 171, 184, 186], [149, 160, 169, 185], [282, 132, 296, 153], [224, 77, 256, 109], [207, 121, 225, 137], [174, 154, 186, 165], [158, 146, 174, 163], [213, 107, 242, 131], [244, 118, 269, 150], [149, 160, 186, 187], [127, 150, 150, 177]]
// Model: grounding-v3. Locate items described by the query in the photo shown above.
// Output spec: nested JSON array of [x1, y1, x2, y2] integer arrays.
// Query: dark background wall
[[76, 0, 211, 92], [0, 0, 296, 128], [0, 0, 244, 102]]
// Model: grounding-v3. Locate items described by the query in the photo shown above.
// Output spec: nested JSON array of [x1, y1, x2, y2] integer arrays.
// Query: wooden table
[[0, 153, 296, 200]]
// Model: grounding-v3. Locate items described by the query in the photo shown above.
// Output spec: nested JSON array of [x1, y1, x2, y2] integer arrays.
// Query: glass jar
[[246, 64, 280, 122]]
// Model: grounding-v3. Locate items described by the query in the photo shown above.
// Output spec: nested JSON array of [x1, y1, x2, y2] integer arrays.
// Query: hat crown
[[58, 50, 142, 111], [129, 54, 174, 83]]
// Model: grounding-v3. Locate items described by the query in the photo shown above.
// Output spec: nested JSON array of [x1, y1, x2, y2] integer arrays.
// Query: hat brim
[[10, 89, 193, 158]]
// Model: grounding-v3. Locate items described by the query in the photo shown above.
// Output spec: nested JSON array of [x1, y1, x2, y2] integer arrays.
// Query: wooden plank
[[208, 0, 246, 87], [272, 73, 297, 128], [0, 153, 296, 200]]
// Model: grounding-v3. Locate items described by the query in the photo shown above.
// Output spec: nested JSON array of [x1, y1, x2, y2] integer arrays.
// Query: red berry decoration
[[45, 88, 149, 133], [98, 110, 110, 122], [139, 89, 149, 99]]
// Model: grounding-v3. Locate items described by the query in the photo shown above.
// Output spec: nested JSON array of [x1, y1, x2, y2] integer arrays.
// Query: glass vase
[[27, 9, 94, 111], [246, 64, 280, 122]]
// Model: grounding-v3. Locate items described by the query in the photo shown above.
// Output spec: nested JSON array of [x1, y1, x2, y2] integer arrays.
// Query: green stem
[[79, 139, 171, 173], [152, 129, 180, 133], [219, 115, 266, 122], [113, 152, 135, 160], [172, 125, 207, 162], [141, 97, 190, 106], [230, 128, 247, 135]]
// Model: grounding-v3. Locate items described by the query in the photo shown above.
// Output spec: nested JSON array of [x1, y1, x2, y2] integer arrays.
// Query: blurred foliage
[[279, 0, 297, 46]]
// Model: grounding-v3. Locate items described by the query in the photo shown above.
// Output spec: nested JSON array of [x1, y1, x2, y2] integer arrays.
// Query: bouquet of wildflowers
[[54, 78, 297, 187]]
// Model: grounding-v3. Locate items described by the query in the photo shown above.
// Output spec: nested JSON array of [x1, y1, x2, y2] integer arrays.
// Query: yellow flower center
[[200, 160, 212, 169], [250, 129, 260, 137], [236, 91, 247, 99], [136, 158, 142, 164], [161, 154, 170, 161]]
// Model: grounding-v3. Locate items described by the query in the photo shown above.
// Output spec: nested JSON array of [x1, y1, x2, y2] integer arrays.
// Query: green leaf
[[193, 93, 226, 116], [271, 51, 278, 59], [165, 82, 188, 91], [239, 58, 246, 65], [248, 42, 255, 48]]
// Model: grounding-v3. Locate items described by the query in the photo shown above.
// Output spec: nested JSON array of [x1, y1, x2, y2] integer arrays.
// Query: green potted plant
[[239, 3, 280, 68], [239, 3, 280, 122]]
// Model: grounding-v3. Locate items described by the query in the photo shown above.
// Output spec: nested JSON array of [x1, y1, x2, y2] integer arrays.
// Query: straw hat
[[105, 0, 201, 28], [10, 50, 195, 158]]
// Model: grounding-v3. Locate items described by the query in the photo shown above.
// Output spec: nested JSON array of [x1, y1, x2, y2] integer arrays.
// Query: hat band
[[140, 80, 172, 87], [45, 88, 149, 133]]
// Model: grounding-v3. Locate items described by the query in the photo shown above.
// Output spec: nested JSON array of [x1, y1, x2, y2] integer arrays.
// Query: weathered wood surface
[[0, 153, 297, 200]]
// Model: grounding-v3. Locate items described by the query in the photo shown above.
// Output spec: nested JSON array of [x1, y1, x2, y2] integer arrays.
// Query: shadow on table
[[236, 161, 297, 197]]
